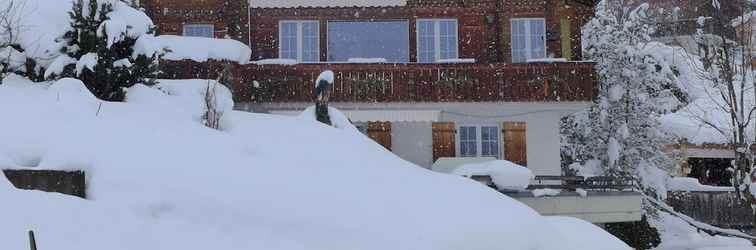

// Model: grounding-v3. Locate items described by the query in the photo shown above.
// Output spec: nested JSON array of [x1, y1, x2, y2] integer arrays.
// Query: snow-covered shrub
[[46, 0, 163, 101]]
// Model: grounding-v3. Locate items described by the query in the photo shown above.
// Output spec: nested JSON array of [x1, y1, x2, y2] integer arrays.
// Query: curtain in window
[[279, 21, 319, 62], [417, 20, 458, 63], [280, 22, 298, 60], [459, 126, 478, 157], [511, 19, 546, 63], [417, 20, 436, 63]]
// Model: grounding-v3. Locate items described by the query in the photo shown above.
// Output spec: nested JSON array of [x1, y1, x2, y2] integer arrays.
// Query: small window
[[279, 20, 320, 62], [183, 24, 214, 38], [417, 19, 459, 63], [511, 18, 546, 63], [458, 125, 501, 159]]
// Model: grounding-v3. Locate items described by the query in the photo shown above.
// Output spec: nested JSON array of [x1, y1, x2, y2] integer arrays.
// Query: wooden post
[[28, 230, 37, 250]]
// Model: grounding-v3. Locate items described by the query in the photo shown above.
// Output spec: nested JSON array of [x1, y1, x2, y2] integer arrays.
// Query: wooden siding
[[367, 121, 392, 151], [161, 61, 596, 103], [667, 191, 752, 229], [248, 0, 595, 63], [142, 0, 249, 41], [3, 170, 87, 199]]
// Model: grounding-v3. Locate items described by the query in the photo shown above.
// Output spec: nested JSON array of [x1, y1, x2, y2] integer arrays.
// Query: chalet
[[142, 0, 645, 225]]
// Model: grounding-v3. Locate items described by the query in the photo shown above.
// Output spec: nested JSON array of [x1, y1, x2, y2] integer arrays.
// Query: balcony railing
[[160, 61, 596, 103]]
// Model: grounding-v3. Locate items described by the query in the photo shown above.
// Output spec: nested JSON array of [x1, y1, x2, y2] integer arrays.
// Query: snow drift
[[0, 76, 629, 250]]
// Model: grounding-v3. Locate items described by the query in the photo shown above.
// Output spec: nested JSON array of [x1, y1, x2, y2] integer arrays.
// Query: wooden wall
[[3, 170, 87, 199]]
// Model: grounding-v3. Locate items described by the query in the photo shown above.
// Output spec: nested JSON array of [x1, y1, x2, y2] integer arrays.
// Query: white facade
[[239, 101, 590, 176]]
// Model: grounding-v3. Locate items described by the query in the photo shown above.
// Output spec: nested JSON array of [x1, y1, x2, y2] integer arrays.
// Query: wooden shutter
[[503, 122, 527, 166], [367, 121, 392, 151], [432, 122, 456, 162]]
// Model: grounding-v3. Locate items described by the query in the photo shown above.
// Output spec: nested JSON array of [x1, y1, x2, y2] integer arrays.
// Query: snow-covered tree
[[46, 0, 161, 101], [566, 0, 680, 198], [681, 0, 756, 230], [0, 0, 45, 81]]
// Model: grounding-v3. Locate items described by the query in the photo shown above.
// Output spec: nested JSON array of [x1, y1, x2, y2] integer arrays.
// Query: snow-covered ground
[[0, 75, 631, 250]]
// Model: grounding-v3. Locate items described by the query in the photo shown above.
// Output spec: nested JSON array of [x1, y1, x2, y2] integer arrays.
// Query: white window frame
[[456, 124, 501, 159], [416, 19, 459, 63], [510, 18, 547, 63], [183, 24, 214, 38], [278, 20, 320, 62]]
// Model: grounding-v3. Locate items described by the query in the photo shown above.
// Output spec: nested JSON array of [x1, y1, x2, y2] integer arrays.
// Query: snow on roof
[[249, 0, 407, 8]]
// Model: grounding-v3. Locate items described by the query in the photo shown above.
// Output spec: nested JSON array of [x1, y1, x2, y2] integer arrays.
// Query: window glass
[[511, 19, 546, 63], [280, 22, 298, 60], [459, 126, 478, 157], [279, 21, 319, 62], [481, 126, 500, 158], [327, 21, 409, 63], [439, 20, 458, 60], [417, 20, 436, 63], [417, 19, 458, 63], [183, 24, 214, 38], [302, 22, 320, 62]]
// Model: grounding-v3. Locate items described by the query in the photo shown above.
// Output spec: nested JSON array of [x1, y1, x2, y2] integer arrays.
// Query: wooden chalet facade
[[143, 0, 599, 176]]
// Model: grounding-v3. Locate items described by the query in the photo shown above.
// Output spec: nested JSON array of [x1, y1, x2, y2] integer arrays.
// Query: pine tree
[[51, 0, 161, 101]]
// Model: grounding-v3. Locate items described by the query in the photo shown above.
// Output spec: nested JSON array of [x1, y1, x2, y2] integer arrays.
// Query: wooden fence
[[3, 170, 86, 199], [666, 191, 752, 229]]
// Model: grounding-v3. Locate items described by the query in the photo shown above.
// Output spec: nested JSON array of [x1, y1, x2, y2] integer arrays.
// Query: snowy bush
[[45, 0, 163, 101]]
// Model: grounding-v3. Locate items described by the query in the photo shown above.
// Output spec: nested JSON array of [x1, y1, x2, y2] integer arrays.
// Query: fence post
[[29, 230, 37, 250]]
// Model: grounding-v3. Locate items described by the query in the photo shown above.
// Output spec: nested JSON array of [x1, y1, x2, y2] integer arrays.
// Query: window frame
[[325, 19, 411, 63], [182, 24, 215, 38], [416, 19, 459, 63], [278, 20, 320, 63], [456, 124, 502, 159], [510, 18, 547, 63]]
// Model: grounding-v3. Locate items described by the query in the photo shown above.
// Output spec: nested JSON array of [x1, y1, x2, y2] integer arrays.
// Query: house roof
[[249, 0, 407, 8]]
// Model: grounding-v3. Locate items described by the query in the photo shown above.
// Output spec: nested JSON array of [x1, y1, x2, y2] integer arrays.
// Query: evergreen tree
[[51, 0, 161, 101]]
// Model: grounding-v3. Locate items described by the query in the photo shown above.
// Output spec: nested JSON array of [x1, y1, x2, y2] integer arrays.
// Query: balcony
[[160, 61, 596, 103]]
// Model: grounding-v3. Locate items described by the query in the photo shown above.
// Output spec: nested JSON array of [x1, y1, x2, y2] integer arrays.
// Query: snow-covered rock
[[0, 76, 631, 250]]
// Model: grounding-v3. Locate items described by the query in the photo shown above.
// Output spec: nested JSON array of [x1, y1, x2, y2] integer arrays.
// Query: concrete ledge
[[508, 191, 643, 223]]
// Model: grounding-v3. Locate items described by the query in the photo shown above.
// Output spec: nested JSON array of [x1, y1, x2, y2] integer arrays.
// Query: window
[[327, 21, 409, 63], [279, 21, 320, 62], [417, 19, 458, 63], [458, 125, 501, 158], [511, 18, 546, 63], [183, 24, 214, 38]]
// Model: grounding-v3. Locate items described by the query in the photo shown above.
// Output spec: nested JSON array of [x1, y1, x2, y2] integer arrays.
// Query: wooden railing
[[666, 191, 752, 229], [161, 61, 596, 103]]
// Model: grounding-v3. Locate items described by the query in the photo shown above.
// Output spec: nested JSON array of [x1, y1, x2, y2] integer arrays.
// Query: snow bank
[[668, 177, 735, 192], [147, 35, 252, 64], [452, 160, 534, 190], [0, 76, 629, 250], [546, 216, 631, 250], [651, 211, 754, 250]]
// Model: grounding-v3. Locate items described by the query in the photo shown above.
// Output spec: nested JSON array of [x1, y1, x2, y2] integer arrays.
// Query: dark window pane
[[327, 21, 409, 63]]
